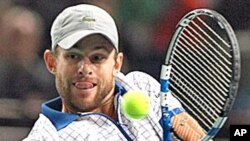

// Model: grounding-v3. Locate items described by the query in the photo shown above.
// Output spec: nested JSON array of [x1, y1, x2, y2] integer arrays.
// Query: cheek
[[54, 64, 75, 97], [97, 67, 116, 97], [99, 63, 116, 78], [56, 61, 77, 78], [109, 60, 120, 77], [55, 74, 68, 98], [96, 65, 116, 86]]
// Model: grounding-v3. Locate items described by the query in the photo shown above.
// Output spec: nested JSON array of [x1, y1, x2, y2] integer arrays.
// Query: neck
[[101, 97, 117, 120], [99, 88, 117, 120], [62, 85, 118, 120]]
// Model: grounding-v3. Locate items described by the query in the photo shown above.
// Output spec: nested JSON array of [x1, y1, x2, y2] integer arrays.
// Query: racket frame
[[160, 9, 240, 141]]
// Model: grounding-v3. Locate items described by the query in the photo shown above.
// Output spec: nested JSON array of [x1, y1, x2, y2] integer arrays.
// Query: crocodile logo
[[82, 16, 96, 22]]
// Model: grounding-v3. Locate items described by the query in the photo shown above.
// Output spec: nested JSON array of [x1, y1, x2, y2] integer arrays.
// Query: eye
[[90, 54, 106, 63], [67, 53, 81, 60]]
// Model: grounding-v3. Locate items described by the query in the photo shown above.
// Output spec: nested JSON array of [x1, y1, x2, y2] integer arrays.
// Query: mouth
[[73, 81, 97, 90]]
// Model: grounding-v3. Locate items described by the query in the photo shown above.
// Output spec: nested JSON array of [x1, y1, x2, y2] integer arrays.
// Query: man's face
[[45, 34, 123, 113]]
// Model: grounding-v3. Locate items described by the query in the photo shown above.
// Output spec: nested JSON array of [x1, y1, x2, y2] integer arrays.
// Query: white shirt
[[23, 71, 184, 141]]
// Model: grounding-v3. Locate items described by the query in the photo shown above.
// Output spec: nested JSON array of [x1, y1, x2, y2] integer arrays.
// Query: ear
[[44, 49, 57, 75], [113, 52, 123, 76]]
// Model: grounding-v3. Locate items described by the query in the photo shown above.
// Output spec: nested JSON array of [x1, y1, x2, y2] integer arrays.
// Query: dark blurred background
[[0, 0, 250, 140]]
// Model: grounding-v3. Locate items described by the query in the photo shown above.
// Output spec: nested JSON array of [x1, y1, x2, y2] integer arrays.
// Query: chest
[[57, 114, 162, 141]]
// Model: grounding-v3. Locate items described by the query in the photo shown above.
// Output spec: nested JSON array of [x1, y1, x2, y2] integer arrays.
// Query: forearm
[[172, 112, 206, 141]]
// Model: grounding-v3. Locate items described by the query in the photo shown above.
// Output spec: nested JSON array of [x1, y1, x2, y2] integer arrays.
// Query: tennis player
[[24, 4, 205, 141]]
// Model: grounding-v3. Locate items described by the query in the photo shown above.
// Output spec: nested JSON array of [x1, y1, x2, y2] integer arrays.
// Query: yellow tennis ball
[[121, 90, 150, 120]]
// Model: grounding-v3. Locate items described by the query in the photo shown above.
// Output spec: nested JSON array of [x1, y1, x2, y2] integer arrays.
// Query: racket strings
[[170, 47, 229, 126], [169, 15, 234, 131], [183, 26, 232, 76], [176, 18, 233, 86], [173, 46, 228, 100], [171, 67, 222, 129], [172, 52, 225, 105], [188, 20, 232, 72], [196, 17, 230, 48], [194, 17, 232, 58], [171, 70, 220, 118], [176, 36, 230, 93], [172, 62, 223, 111]]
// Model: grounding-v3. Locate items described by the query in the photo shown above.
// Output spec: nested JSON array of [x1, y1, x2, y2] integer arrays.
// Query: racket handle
[[162, 108, 172, 141], [160, 65, 173, 141]]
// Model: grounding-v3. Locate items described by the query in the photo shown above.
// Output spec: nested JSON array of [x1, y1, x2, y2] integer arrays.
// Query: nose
[[77, 61, 93, 77]]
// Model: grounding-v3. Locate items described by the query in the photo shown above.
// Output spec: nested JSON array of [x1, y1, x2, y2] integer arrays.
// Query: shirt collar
[[41, 83, 126, 131], [41, 97, 79, 131]]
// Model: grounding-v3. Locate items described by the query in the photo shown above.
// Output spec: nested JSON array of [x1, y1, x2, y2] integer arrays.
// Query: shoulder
[[116, 71, 162, 120], [24, 114, 59, 140], [116, 71, 160, 92], [126, 71, 159, 84], [116, 71, 184, 112]]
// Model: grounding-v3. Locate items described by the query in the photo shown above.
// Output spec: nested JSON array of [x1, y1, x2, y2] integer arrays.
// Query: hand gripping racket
[[160, 9, 241, 141]]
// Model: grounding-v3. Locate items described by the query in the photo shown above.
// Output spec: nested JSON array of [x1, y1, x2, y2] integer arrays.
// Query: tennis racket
[[160, 9, 241, 141]]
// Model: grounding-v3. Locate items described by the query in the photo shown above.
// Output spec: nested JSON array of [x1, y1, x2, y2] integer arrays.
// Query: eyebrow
[[71, 44, 114, 53]]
